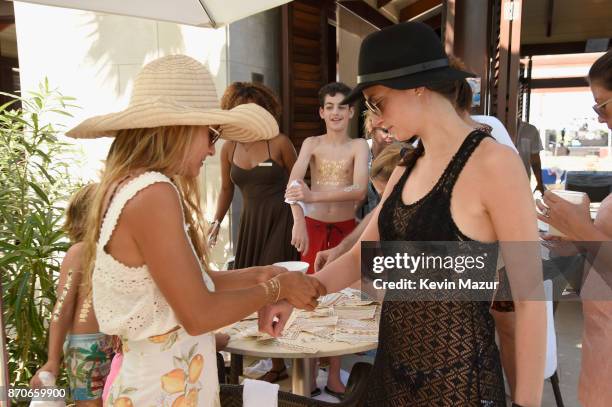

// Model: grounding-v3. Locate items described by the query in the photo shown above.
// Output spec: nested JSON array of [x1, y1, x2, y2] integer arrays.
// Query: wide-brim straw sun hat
[[67, 55, 278, 141], [342, 21, 474, 105]]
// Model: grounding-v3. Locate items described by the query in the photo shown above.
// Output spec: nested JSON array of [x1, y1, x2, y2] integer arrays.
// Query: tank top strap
[[266, 140, 272, 159], [231, 142, 238, 162], [438, 130, 491, 195], [98, 171, 179, 249]]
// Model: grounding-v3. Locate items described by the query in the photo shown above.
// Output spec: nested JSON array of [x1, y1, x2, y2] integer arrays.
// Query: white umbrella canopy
[[16, 0, 293, 27]]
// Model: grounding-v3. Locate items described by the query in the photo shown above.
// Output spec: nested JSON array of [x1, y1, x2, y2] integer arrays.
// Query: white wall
[[14, 1, 231, 266]]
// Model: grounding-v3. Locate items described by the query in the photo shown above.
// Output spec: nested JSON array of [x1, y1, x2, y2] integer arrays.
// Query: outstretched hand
[[258, 300, 294, 337]]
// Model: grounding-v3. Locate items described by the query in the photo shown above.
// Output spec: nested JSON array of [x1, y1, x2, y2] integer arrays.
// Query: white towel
[[243, 378, 279, 407], [29, 372, 66, 407]]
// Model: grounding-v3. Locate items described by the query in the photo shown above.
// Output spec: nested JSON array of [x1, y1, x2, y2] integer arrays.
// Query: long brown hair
[[81, 125, 209, 294]]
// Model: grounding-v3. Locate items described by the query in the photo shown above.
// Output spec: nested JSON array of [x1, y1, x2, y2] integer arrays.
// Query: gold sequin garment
[[314, 158, 352, 186]]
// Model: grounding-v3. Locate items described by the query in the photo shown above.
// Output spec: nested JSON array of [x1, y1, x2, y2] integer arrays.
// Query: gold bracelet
[[259, 281, 271, 303], [271, 277, 281, 303]]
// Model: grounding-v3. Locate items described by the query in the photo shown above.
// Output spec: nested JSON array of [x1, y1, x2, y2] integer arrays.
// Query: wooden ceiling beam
[[530, 77, 589, 89], [399, 0, 442, 22], [377, 0, 393, 8], [337, 1, 394, 30], [520, 41, 610, 56]]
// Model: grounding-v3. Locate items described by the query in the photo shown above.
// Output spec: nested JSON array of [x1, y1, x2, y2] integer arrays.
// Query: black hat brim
[[341, 66, 475, 105]]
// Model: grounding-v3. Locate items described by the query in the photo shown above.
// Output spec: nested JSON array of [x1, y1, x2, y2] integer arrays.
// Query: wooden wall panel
[[281, 0, 331, 151]]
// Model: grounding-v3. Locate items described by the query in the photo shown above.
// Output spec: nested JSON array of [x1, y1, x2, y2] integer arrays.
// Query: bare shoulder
[[273, 133, 292, 145], [122, 181, 183, 223], [220, 140, 235, 156], [472, 137, 523, 180], [300, 135, 321, 154], [63, 242, 86, 270], [351, 137, 369, 151], [302, 135, 320, 148]]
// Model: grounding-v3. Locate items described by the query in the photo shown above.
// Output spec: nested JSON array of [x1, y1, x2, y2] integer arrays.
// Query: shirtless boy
[[285, 82, 369, 398]]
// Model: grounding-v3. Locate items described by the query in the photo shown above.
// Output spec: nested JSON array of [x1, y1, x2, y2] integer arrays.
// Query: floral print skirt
[[64, 333, 113, 401], [106, 327, 220, 407]]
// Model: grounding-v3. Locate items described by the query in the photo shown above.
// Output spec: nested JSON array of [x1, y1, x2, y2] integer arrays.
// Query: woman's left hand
[[285, 180, 314, 202], [536, 191, 591, 240]]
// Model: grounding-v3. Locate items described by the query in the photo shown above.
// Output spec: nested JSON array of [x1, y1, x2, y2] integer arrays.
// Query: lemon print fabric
[[105, 329, 220, 407]]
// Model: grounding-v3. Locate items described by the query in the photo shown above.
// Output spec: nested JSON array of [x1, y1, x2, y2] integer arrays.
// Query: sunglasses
[[365, 98, 382, 116], [593, 97, 612, 118], [208, 126, 221, 146]]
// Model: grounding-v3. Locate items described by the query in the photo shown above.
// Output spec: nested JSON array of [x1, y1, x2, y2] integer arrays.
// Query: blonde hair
[[362, 110, 374, 137], [82, 126, 209, 294], [64, 183, 98, 242], [370, 144, 404, 182]]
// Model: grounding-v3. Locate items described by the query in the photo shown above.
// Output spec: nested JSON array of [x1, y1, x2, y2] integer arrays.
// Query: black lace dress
[[366, 131, 506, 406]]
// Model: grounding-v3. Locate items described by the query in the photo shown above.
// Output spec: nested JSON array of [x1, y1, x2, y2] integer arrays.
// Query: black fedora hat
[[341, 21, 474, 105]]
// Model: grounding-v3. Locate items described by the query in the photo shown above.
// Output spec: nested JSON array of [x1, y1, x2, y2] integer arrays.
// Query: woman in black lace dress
[[260, 22, 546, 407]]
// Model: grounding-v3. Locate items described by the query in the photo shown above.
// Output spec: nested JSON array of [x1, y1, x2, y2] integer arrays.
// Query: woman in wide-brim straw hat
[[261, 22, 546, 406], [69, 55, 325, 406]]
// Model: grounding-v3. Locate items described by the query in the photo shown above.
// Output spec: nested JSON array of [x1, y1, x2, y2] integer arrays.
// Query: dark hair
[[448, 56, 473, 112], [221, 82, 282, 123], [588, 50, 612, 90], [318, 82, 352, 107]]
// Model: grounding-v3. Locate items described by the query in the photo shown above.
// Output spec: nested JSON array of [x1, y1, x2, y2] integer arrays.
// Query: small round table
[[225, 336, 377, 396]]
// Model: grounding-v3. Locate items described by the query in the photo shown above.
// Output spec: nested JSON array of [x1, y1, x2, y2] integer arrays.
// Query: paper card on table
[[333, 305, 377, 320], [334, 332, 378, 344], [343, 300, 377, 307], [319, 293, 344, 307], [294, 316, 338, 329], [336, 318, 379, 331]]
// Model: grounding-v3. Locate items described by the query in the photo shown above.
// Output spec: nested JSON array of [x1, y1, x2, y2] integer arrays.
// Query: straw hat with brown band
[[66, 54, 279, 142]]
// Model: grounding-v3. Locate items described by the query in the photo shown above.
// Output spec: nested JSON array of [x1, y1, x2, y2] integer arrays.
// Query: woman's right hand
[[291, 220, 309, 255], [276, 271, 326, 310], [258, 300, 295, 337], [30, 361, 60, 388]]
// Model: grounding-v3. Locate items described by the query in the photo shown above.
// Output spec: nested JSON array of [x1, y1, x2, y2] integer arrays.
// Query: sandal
[[311, 387, 322, 397], [324, 386, 345, 400], [258, 367, 289, 383]]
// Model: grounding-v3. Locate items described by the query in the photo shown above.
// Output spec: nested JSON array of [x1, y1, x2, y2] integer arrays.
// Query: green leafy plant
[[0, 79, 80, 389]]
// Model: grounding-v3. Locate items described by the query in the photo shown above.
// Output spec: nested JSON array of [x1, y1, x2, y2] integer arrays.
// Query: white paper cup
[[273, 261, 309, 273], [547, 190, 587, 237]]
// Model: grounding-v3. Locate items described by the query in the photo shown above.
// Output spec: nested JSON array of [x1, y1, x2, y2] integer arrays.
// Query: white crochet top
[[92, 171, 215, 341]]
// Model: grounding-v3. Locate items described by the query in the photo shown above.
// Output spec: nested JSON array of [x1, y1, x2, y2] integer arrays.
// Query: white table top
[[225, 334, 377, 359], [223, 288, 379, 359]]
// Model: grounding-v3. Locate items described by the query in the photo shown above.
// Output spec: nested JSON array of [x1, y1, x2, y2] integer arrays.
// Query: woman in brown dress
[[208, 82, 299, 382]]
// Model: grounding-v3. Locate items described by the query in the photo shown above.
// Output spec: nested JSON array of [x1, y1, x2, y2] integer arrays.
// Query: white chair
[[543, 279, 564, 407]]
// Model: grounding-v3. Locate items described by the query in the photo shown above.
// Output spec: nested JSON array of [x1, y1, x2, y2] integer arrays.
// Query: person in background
[[359, 110, 395, 217], [448, 57, 517, 153], [537, 49, 612, 407], [30, 184, 114, 406], [208, 81, 300, 383], [316, 144, 407, 272], [285, 82, 369, 399], [517, 120, 545, 194]]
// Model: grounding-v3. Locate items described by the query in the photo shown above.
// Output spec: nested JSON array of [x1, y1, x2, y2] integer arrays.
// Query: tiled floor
[[237, 301, 585, 406]]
